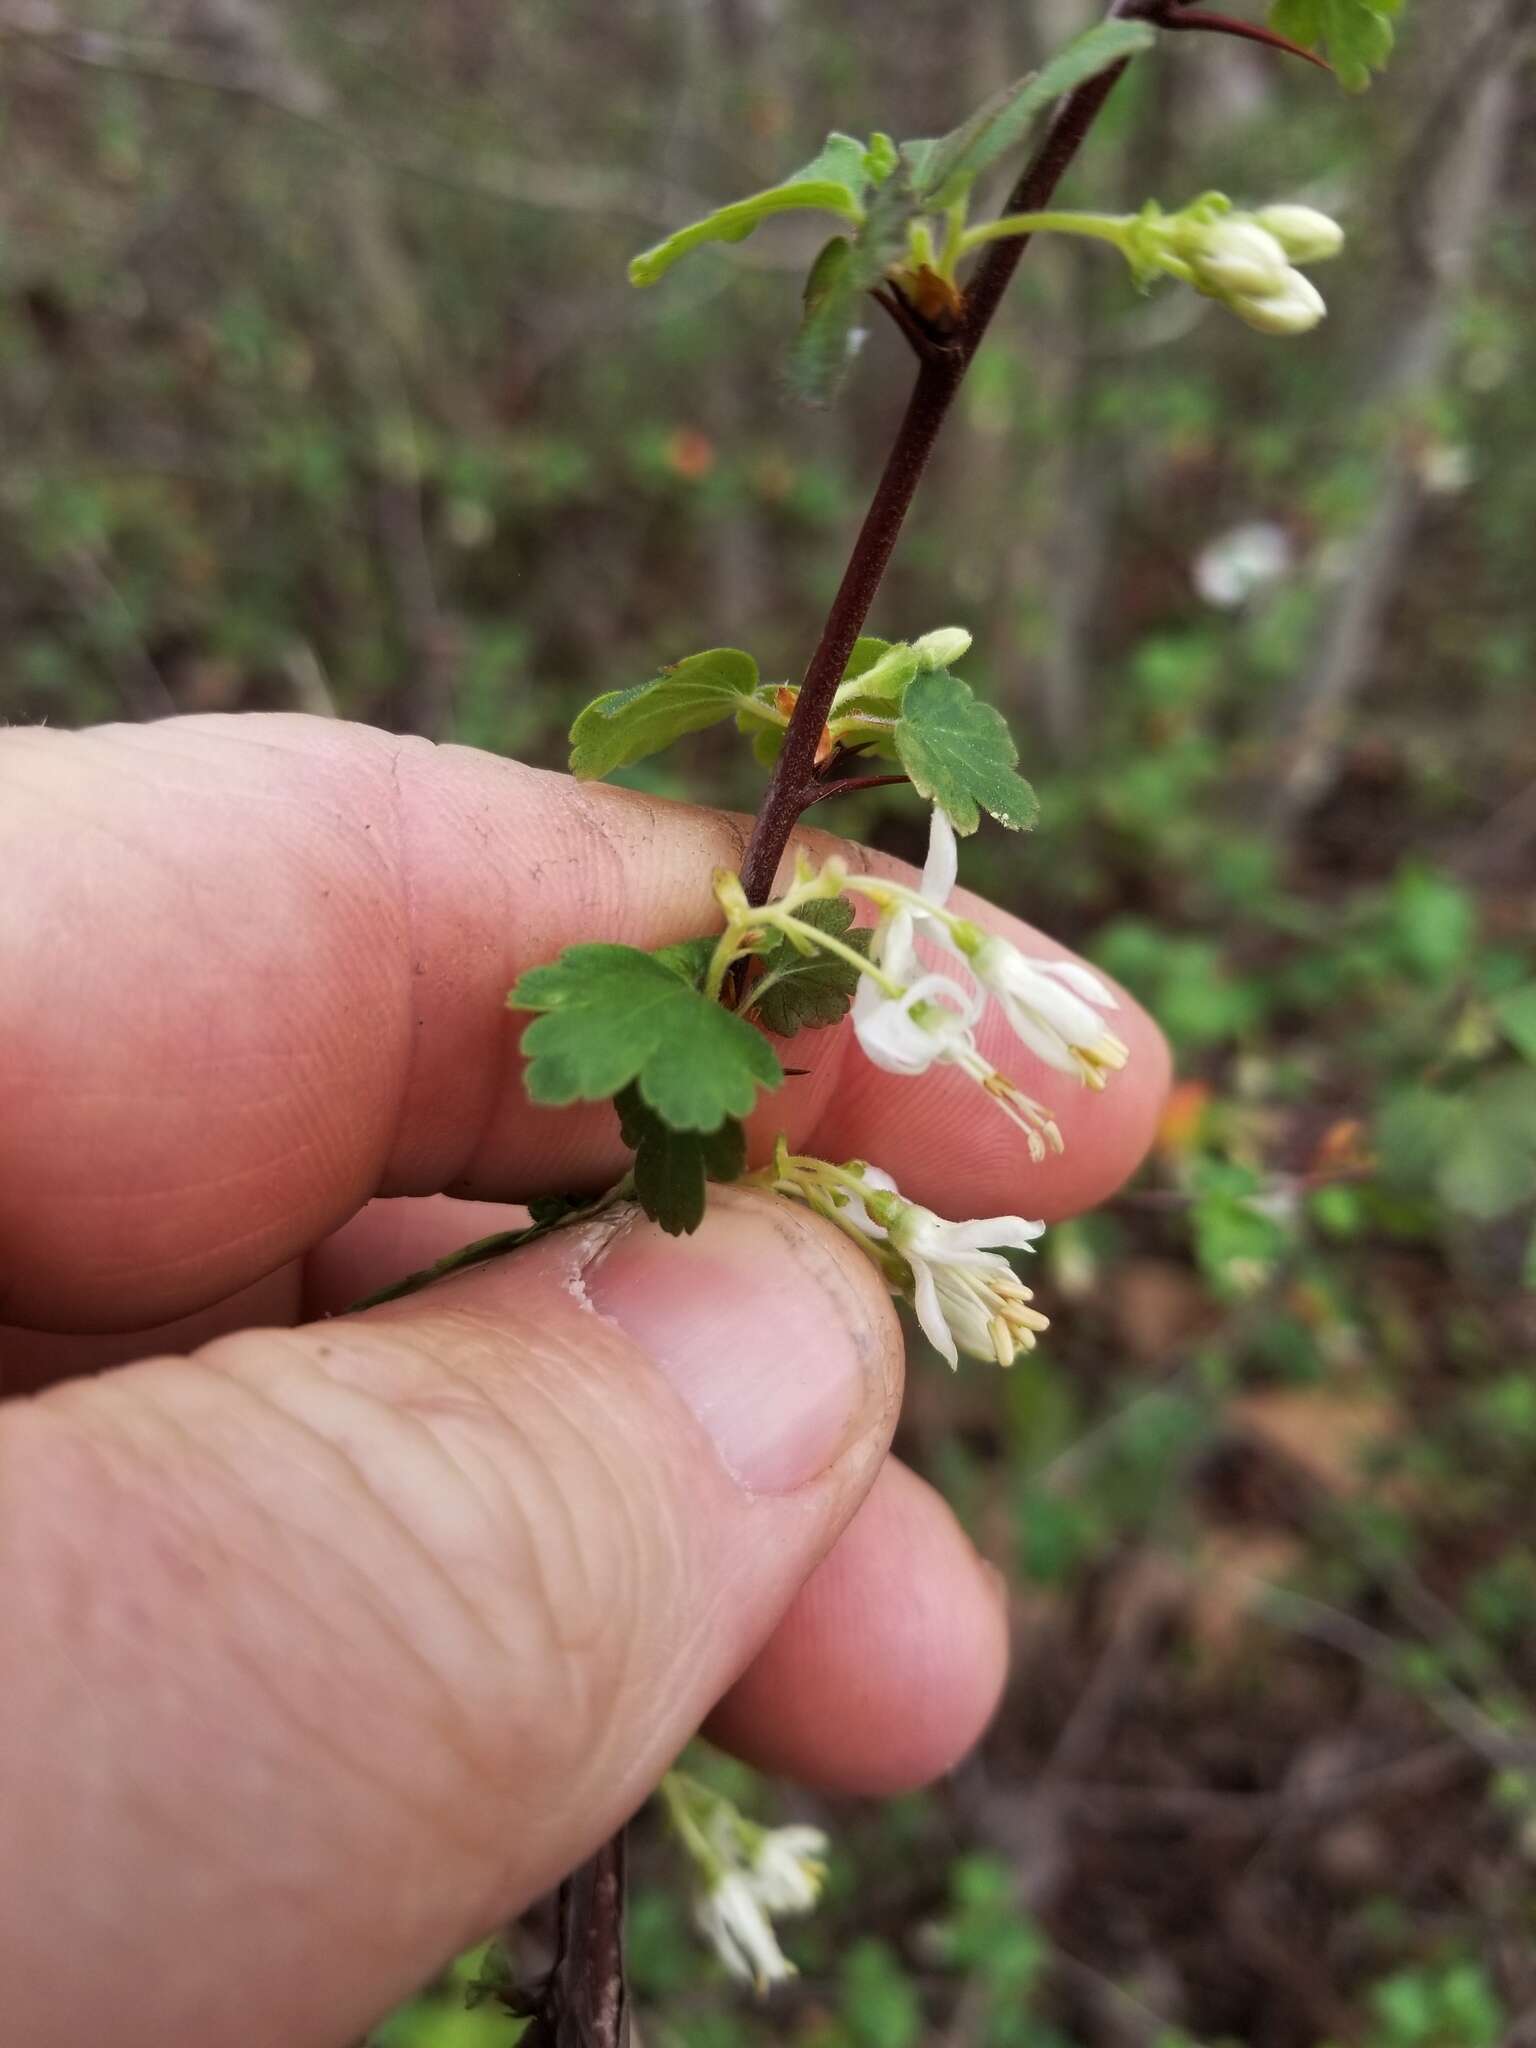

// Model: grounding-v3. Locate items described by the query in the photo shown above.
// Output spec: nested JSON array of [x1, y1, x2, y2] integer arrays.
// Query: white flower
[[696, 1872, 795, 1990], [1228, 267, 1326, 336], [886, 1198, 1048, 1369], [968, 937, 1129, 1090], [852, 920, 1061, 1157], [853, 916, 981, 1075], [850, 811, 973, 1075], [1187, 220, 1291, 300], [848, 809, 1067, 1156], [1254, 204, 1344, 264], [751, 1825, 829, 1915], [1193, 519, 1292, 609], [847, 1170, 1049, 1368]]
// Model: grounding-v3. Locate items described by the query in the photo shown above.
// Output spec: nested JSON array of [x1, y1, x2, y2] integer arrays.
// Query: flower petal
[[1035, 958, 1119, 1009], [920, 804, 958, 908], [909, 1257, 958, 1367], [942, 1215, 1046, 1255]]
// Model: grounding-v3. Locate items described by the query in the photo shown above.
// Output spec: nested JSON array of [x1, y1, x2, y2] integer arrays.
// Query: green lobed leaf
[[628, 133, 869, 286], [909, 20, 1157, 205], [785, 156, 922, 405], [1269, 0, 1403, 91], [569, 648, 758, 779], [509, 943, 782, 1130], [748, 898, 872, 1036], [894, 670, 1040, 835], [616, 1084, 747, 1235], [786, 235, 862, 407], [651, 934, 719, 988]]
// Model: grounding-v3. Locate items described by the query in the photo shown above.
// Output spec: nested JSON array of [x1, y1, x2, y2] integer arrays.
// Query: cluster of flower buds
[[1155, 198, 1344, 336], [662, 1771, 829, 1990], [953, 192, 1344, 339]]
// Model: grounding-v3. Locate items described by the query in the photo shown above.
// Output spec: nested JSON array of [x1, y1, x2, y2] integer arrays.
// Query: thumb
[[0, 1189, 902, 2048]]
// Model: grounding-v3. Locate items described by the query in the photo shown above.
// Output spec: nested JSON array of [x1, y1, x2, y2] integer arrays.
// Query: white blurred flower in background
[[1192, 518, 1293, 609]]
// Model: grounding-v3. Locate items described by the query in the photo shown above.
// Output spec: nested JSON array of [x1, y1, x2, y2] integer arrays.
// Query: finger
[[706, 1457, 1009, 1795], [0, 1190, 902, 2048], [7, 1188, 1011, 1808], [310, 1200, 1011, 1796], [1, 715, 1165, 1331], [8, 1180, 1016, 1809], [301, 1193, 528, 1320], [0, 1266, 302, 1398], [0, 1198, 509, 1401]]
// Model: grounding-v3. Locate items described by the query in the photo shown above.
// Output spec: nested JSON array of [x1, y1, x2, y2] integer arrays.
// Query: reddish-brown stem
[[737, 22, 1138, 904]]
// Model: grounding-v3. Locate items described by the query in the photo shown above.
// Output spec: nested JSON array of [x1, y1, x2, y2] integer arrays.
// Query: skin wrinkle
[[204, 1347, 517, 1713], [215, 1339, 561, 1706], [32, 1343, 584, 1867], [105, 1351, 520, 1799], [67, 1364, 485, 1775], [286, 1290, 728, 1805]]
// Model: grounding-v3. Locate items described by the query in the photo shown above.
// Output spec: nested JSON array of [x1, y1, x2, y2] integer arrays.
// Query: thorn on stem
[[1156, 7, 1332, 70]]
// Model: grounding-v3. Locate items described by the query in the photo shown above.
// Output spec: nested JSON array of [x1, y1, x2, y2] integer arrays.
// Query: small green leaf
[[1270, 0, 1402, 91], [628, 134, 868, 286], [569, 648, 758, 779], [828, 637, 918, 743], [786, 236, 862, 407], [910, 20, 1156, 204], [651, 935, 719, 988], [510, 944, 782, 1129], [748, 898, 872, 1036], [1494, 983, 1536, 1065], [863, 131, 899, 184], [895, 670, 1039, 835], [849, 155, 922, 283], [616, 1084, 747, 1235], [746, 717, 787, 768], [840, 642, 918, 704], [844, 636, 896, 681]]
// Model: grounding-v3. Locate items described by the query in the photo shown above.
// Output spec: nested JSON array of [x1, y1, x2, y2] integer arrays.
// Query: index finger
[[0, 715, 1168, 1332]]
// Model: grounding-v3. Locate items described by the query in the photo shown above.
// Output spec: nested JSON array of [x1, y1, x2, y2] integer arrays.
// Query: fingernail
[[584, 1191, 894, 1494]]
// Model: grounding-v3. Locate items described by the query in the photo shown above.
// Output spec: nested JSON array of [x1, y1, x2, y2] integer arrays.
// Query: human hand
[[0, 715, 1168, 2048]]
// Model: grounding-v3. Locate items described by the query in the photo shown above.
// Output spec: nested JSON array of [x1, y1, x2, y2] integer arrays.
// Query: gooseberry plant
[[378, 2, 1404, 2036]]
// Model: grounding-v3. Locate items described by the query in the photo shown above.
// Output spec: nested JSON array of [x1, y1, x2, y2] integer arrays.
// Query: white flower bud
[[1255, 205, 1344, 264], [1228, 268, 1327, 336], [1187, 220, 1291, 300], [910, 626, 972, 673]]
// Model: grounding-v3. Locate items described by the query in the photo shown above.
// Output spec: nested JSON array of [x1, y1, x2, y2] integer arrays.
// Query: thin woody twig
[[737, 5, 1145, 904]]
